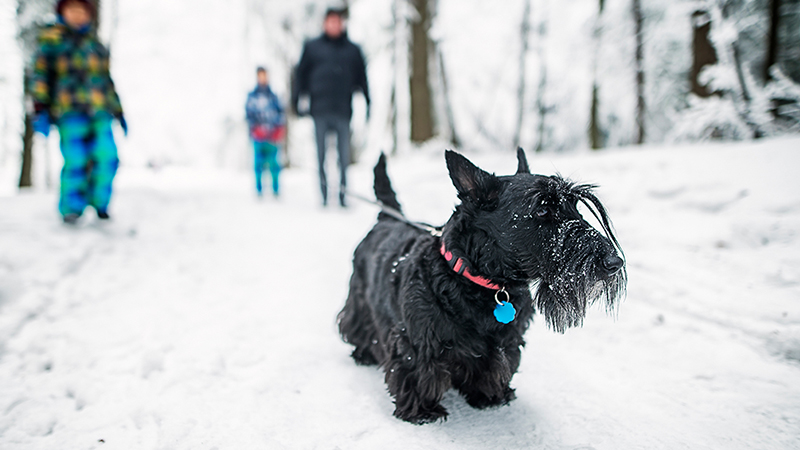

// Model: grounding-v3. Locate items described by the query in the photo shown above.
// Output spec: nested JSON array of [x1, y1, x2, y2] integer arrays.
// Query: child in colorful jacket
[[245, 67, 286, 198], [30, 0, 126, 224]]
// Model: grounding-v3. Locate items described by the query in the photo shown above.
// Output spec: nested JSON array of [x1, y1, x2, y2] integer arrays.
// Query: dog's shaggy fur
[[338, 149, 626, 424]]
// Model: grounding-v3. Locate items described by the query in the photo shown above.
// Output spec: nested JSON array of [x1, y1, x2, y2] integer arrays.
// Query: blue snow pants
[[57, 113, 119, 216], [254, 140, 280, 196]]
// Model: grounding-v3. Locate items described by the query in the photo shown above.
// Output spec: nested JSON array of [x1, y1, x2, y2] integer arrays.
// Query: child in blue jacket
[[245, 67, 285, 198]]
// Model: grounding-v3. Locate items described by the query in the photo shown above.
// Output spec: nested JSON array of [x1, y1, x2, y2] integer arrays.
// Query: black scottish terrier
[[338, 149, 626, 424]]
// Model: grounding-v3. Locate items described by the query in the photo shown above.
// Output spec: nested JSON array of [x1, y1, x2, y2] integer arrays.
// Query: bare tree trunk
[[340, 1, 359, 163], [437, 49, 460, 148], [18, 0, 36, 188], [19, 109, 34, 188], [390, 0, 399, 154], [589, 85, 602, 149], [91, 0, 100, 30], [764, 0, 786, 125], [534, 3, 548, 153], [513, 0, 531, 150], [409, 0, 434, 143], [633, 0, 645, 145], [732, 42, 763, 138], [589, 0, 605, 150], [764, 0, 780, 82], [390, 86, 398, 154], [690, 10, 718, 98], [534, 70, 546, 152]]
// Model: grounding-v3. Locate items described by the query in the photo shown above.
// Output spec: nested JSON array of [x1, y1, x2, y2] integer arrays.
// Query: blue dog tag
[[494, 301, 516, 324]]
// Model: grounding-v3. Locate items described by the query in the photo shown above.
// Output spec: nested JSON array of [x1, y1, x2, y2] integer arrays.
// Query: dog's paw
[[394, 404, 448, 425], [351, 348, 379, 366], [464, 387, 516, 409]]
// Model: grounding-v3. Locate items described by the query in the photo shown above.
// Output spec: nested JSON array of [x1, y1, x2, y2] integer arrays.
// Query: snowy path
[[1, 140, 800, 449]]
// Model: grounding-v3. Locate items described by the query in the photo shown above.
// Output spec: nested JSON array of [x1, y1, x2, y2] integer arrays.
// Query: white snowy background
[[1, 0, 799, 448]]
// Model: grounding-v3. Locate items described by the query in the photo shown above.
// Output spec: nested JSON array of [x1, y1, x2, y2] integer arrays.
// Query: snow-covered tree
[[670, 0, 800, 141]]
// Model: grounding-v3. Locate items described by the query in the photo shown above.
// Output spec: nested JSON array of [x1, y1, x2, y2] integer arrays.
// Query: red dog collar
[[440, 242, 501, 291]]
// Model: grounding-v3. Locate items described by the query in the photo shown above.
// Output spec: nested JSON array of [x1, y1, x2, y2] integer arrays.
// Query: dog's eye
[[535, 208, 549, 218]]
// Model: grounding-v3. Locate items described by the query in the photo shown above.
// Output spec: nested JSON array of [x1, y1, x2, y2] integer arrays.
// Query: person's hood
[[56, 0, 96, 18]]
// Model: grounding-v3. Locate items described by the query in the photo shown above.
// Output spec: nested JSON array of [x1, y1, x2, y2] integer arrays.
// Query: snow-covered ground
[[2, 0, 799, 447], [1, 138, 799, 449]]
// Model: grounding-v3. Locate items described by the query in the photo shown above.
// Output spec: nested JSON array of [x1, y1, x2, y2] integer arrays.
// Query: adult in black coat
[[293, 8, 370, 207]]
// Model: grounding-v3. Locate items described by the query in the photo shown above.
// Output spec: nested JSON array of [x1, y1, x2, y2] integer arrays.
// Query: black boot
[[96, 209, 110, 220], [63, 213, 80, 225]]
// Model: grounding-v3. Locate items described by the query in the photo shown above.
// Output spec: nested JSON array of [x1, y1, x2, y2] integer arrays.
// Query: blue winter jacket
[[246, 85, 285, 130]]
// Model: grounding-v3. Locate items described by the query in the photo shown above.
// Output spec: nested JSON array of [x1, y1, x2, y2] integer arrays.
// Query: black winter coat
[[292, 33, 369, 119]]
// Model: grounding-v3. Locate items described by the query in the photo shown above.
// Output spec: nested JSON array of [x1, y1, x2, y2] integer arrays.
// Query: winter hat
[[325, 7, 347, 18], [56, 0, 96, 17]]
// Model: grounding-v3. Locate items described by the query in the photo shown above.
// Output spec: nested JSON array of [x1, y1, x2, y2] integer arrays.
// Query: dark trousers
[[313, 115, 350, 205]]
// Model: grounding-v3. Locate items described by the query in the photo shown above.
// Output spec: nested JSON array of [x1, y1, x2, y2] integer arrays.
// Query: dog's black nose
[[601, 254, 624, 275]]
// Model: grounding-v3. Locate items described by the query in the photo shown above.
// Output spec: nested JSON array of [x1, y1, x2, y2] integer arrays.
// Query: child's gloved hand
[[117, 114, 128, 136], [33, 113, 50, 137]]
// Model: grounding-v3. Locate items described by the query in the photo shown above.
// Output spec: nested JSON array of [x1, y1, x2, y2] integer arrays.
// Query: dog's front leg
[[456, 345, 519, 409], [384, 326, 450, 424]]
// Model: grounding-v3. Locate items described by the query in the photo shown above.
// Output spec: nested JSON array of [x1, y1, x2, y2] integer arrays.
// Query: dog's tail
[[373, 153, 403, 214]]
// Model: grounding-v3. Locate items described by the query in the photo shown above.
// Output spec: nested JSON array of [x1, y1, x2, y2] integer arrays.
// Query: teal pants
[[58, 113, 118, 216], [254, 141, 280, 195]]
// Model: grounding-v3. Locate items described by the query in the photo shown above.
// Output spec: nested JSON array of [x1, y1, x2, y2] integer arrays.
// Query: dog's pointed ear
[[516, 147, 530, 174], [445, 150, 500, 210]]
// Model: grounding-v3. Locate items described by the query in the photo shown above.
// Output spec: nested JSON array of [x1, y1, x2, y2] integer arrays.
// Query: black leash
[[344, 190, 443, 237]]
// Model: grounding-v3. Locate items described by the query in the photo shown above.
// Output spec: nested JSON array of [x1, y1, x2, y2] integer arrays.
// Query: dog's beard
[[532, 220, 626, 333]]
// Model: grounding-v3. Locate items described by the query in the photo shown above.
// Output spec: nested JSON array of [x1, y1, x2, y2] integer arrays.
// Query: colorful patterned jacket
[[30, 21, 123, 121], [246, 85, 286, 142]]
